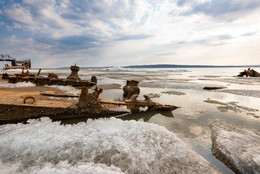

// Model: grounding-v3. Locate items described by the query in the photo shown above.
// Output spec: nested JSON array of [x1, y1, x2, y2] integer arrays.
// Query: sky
[[0, 0, 260, 68]]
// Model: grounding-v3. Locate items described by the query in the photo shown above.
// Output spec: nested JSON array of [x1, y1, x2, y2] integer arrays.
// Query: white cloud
[[5, 3, 34, 26], [0, 0, 260, 67]]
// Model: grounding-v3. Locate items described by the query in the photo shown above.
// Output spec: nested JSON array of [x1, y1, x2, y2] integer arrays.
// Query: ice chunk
[[0, 118, 221, 174], [209, 119, 260, 174]]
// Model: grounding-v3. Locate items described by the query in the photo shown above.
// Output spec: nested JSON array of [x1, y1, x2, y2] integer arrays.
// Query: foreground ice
[[0, 118, 221, 174], [209, 119, 260, 174], [0, 161, 124, 174]]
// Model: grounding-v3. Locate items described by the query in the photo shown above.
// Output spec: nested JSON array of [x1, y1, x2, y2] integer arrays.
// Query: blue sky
[[0, 0, 260, 68]]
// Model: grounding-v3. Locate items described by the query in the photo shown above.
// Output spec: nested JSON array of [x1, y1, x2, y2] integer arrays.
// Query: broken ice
[[0, 117, 221, 174]]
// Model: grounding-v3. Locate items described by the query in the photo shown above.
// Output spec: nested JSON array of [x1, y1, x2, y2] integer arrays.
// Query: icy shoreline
[[0, 118, 221, 174]]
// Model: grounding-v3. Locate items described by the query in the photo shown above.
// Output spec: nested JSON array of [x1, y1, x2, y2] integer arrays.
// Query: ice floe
[[209, 119, 260, 174], [0, 118, 221, 174]]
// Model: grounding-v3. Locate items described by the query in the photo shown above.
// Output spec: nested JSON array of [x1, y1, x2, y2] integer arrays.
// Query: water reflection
[[204, 98, 260, 118]]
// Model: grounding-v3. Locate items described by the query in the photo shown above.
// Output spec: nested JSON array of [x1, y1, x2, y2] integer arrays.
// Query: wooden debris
[[3, 65, 97, 87], [203, 86, 225, 90], [100, 95, 178, 111], [237, 68, 260, 77]]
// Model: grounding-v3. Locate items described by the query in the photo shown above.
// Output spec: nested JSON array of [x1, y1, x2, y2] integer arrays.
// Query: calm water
[[1, 67, 260, 173]]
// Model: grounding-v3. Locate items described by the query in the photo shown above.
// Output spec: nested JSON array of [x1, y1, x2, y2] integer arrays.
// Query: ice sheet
[[0, 118, 221, 174]]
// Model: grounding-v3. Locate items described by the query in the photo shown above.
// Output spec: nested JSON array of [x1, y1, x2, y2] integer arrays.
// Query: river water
[[0, 67, 260, 173]]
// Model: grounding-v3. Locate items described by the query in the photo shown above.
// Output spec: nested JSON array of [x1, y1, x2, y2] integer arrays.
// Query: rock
[[208, 119, 260, 174]]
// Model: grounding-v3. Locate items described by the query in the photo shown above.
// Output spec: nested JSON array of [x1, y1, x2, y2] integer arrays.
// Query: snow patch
[[0, 118, 221, 174], [0, 82, 35, 88], [46, 85, 81, 95]]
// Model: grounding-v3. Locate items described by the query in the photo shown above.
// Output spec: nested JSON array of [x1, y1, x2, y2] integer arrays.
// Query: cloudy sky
[[0, 0, 260, 68]]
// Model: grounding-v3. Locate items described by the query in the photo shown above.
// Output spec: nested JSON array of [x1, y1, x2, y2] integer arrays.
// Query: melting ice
[[0, 118, 221, 174]]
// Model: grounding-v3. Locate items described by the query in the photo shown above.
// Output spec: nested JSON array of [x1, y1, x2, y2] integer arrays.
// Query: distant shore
[[57, 64, 260, 70]]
